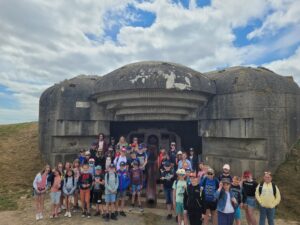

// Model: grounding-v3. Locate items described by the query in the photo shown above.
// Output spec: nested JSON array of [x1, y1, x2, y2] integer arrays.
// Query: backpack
[[65, 176, 75, 187], [106, 172, 118, 184], [258, 182, 277, 197]]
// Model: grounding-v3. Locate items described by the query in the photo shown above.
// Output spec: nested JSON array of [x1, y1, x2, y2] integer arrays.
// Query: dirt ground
[[0, 195, 298, 225]]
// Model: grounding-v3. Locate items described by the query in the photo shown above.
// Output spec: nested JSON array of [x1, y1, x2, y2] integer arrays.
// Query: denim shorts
[[246, 197, 256, 208], [117, 191, 127, 199], [50, 192, 61, 204], [163, 188, 173, 204], [234, 206, 241, 219], [131, 184, 141, 193], [105, 193, 116, 203], [176, 202, 184, 215]]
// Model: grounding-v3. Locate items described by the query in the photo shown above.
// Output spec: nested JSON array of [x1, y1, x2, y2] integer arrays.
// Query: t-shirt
[[201, 177, 219, 202], [172, 180, 187, 203], [223, 192, 235, 213], [130, 168, 143, 185], [93, 174, 104, 192], [161, 170, 175, 189], [242, 180, 258, 198]]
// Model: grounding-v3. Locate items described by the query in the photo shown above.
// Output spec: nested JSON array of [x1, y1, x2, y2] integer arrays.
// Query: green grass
[[272, 139, 300, 221]]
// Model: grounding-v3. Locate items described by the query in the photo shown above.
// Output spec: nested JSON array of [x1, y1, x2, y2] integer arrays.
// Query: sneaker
[[87, 212, 91, 218], [111, 213, 117, 220], [128, 204, 135, 212], [138, 206, 144, 213], [120, 211, 126, 217], [49, 214, 54, 219], [115, 211, 118, 217], [68, 212, 72, 218], [36, 214, 39, 221], [167, 214, 172, 220], [64, 212, 68, 217], [39, 213, 43, 220], [81, 212, 86, 218], [105, 213, 110, 222], [94, 211, 100, 216], [102, 213, 106, 219]]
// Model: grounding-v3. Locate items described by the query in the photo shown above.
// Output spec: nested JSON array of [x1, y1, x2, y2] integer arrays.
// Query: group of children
[[33, 135, 281, 225]]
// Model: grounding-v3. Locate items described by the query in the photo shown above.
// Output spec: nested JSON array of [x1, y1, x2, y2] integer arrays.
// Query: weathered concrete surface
[[39, 62, 300, 176]]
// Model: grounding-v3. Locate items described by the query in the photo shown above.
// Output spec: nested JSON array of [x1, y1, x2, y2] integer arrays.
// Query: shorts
[[117, 191, 127, 199], [50, 192, 61, 204], [105, 193, 116, 203], [204, 200, 217, 211], [234, 206, 241, 220], [176, 202, 184, 215], [245, 197, 256, 208], [80, 189, 91, 203], [93, 192, 103, 204], [131, 184, 141, 193], [163, 188, 173, 204], [34, 189, 46, 196]]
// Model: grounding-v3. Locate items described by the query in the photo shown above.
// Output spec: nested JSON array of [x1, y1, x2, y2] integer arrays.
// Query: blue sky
[[0, 0, 300, 124]]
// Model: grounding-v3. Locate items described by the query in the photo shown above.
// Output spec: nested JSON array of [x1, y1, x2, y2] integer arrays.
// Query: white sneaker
[[68, 212, 72, 218], [64, 212, 68, 217], [39, 213, 43, 220], [36, 214, 40, 221]]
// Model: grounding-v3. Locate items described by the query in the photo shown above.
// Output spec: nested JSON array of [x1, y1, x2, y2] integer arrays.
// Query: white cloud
[[0, 0, 299, 124], [263, 46, 300, 84]]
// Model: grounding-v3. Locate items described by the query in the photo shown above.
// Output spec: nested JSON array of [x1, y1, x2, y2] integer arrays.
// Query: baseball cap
[[120, 161, 126, 167], [221, 178, 231, 184], [85, 151, 91, 156], [177, 151, 183, 155], [88, 158, 95, 162], [207, 168, 214, 174], [95, 165, 102, 170], [223, 164, 230, 170]]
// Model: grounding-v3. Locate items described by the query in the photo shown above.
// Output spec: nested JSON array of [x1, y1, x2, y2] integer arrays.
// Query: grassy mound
[[0, 122, 44, 210], [273, 140, 300, 221]]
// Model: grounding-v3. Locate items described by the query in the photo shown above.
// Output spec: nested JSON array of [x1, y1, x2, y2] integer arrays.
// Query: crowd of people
[[33, 133, 281, 225]]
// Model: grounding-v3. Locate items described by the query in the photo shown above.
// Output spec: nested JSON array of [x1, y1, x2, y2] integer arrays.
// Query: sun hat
[[176, 169, 186, 175]]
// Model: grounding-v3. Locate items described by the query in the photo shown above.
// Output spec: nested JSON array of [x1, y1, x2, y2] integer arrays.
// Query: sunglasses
[[207, 173, 213, 175]]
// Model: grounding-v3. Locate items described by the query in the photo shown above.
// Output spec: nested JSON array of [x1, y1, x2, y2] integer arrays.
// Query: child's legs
[[183, 210, 188, 225], [131, 192, 136, 204], [121, 197, 125, 210], [74, 191, 78, 207], [80, 190, 85, 211], [177, 214, 183, 225], [40, 194, 45, 213], [85, 190, 91, 212], [35, 195, 40, 213], [137, 191, 141, 206]]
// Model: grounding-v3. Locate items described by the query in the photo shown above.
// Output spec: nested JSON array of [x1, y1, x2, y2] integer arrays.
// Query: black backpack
[[258, 182, 277, 197]]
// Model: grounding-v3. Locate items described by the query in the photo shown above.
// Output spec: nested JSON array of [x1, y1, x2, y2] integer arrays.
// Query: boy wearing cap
[[183, 172, 205, 225], [114, 147, 127, 170], [214, 178, 238, 225], [117, 161, 130, 217], [160, 161, 175, 219], [93, 166, 105, 216], [201, 168, 219, 225], [104, 164, 119, 221], [178, 152, 192, 170], [88, 158, 96, 177], [78, 149, 86, 165], [129, 160, 144, 212], [173, 169, 187, 225]]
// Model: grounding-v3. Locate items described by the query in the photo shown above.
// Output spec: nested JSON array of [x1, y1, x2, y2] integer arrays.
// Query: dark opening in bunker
[[110, 120, 202, 154]]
